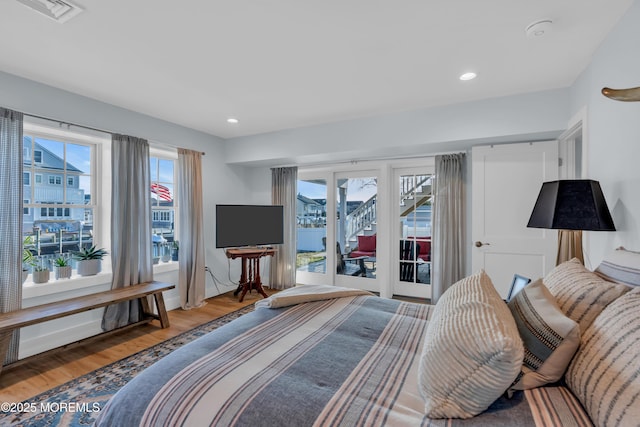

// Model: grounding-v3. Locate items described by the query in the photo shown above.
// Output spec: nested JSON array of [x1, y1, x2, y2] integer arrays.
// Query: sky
[[298, 178, 377, 202], [30, 136, 175, 199]]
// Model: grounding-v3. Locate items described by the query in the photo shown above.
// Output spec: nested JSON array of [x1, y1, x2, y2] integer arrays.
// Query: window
[[150, 153, 177, 261], [20, 118, 178, 284], [49, 175, 62, 185], [22, 126, 98, 274], [296, 179, 327, 275]]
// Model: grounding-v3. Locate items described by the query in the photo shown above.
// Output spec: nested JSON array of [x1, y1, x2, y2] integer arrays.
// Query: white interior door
[[472, 141, 559, 297]]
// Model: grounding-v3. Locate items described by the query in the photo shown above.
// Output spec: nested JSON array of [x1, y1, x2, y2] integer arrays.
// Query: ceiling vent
[[15, 0, 83, 23]]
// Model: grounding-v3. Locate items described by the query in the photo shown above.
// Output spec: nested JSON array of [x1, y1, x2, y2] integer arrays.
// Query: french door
[[393, 165, 435, 298], [295, 169, 381, 293], [295, 176, 329, 285], [333, 172, 379, 292]]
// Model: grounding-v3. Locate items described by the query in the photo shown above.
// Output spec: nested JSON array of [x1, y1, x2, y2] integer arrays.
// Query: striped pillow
[[418, 270, 524, 419], [544, 259, 629, 331], [565, 288, 640, 427], [594, 247, 640, 287], [508, 279, 580, 390]]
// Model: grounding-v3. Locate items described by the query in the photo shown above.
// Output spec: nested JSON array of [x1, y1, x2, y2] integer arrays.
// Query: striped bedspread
[[95, 295, 592, 427]]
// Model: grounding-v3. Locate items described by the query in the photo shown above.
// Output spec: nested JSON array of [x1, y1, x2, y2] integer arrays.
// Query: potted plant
[[73, 245, 108, 276], [32, 264, 50, 284], [53, 256, 72, 279], [22, 236, 38, 283], [161, 242, 171, 263], [171, 240, 179, 261]]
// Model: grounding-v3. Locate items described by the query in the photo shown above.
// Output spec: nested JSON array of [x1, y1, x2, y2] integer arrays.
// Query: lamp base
[[556, 230, 584, 265]]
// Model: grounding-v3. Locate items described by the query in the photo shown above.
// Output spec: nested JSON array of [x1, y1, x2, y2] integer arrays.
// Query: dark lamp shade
[[527, 180, 616, 231]]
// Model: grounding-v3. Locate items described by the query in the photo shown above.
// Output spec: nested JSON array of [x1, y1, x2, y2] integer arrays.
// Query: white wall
[[0, 71, 254, 357], [225, 88, 570, 167], [569, 0, 640, 266]]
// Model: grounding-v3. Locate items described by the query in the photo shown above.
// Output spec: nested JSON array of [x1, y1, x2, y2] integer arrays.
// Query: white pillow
[[418, 270, 524, 419], [594, 247, 640, 287]]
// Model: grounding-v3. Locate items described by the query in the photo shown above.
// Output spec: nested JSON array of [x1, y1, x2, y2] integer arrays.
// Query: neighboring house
[[22, 137, 86, 232], [296, 194, 325, 227]]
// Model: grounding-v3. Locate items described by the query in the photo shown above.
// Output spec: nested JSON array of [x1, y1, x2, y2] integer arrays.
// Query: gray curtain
[[177, 148, 206, 309], [0, 108, 23, 364], [270, 167, 297, 289], [432, 153, 466, 304], [102, 134, 153, 331]]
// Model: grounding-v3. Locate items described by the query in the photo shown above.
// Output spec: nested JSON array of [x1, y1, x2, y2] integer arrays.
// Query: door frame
[[296, 158, 435, 298]]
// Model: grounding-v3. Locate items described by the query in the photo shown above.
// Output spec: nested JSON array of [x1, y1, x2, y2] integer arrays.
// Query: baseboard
[[19, 316, 104, 359]]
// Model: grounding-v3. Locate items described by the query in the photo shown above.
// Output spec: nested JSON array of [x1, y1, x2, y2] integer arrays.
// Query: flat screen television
[[215, 204, 284, 248]]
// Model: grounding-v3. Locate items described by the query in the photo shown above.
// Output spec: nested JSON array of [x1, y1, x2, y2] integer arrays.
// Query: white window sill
[[22, 262, 179, 300]]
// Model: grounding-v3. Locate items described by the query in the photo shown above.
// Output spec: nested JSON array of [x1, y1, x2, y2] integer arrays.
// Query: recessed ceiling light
[[227, 118, 239, 124], [459, 72, 477, 81]]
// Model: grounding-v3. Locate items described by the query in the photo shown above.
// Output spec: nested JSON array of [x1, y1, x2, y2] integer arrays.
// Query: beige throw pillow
[[565, 288, 640, 427], [418, 270, 524, 419], [544, 258, 629, 331], [508, 279, 580, 390]]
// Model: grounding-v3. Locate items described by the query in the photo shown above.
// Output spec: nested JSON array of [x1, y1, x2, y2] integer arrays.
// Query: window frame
[[149, 146, 179, 263], [22, 119, 109, 288]]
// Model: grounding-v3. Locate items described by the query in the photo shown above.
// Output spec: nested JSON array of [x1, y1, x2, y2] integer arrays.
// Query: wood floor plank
[[0, 288, 275, 403]]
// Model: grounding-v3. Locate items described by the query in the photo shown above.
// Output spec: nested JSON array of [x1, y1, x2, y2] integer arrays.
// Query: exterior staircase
[[399, 175, 432, 217], [345, 174, 432, 248]]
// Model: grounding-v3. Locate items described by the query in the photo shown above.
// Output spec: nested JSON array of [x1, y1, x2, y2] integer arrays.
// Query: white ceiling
[[0, 0, 634, 139]]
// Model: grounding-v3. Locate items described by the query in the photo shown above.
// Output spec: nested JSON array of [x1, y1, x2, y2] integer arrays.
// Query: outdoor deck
[[297, 256, 431, 283]]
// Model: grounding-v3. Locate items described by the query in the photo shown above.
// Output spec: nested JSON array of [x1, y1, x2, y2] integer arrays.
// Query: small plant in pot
[[53, 256, 72, 280], [73, 245, 108, 276], [160, 242, 171, 263], [22, 236, 36, 283], [32, 264, 50, 284], [171, 240, 179, 261]]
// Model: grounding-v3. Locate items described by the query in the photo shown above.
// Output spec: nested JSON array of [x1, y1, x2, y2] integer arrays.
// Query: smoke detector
[[526, 20, 553, 39], [15, 0, 83, 23]]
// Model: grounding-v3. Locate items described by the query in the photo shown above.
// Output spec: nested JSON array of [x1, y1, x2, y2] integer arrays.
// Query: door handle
[[474, 241, 490, 248]]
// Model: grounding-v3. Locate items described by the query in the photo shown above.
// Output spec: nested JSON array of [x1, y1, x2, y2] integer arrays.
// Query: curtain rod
[[21, 110, 205, 156], [276, 149, 468, 169]]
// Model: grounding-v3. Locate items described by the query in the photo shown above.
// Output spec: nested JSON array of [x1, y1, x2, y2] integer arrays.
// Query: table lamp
[[527, 180, 616, 265]]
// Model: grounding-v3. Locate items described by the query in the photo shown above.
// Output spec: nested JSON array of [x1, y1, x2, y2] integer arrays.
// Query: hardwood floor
[[0, 288, 277, 403]]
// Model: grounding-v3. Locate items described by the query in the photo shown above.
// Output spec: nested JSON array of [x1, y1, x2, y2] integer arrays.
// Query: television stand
[[225, 247, 277, 302]]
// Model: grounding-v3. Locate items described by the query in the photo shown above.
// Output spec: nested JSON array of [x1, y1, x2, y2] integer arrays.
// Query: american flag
[[151, 183, 172, 201]]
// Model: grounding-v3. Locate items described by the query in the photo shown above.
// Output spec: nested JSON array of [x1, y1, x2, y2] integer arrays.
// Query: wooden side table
[[225, 247, 277, 302]]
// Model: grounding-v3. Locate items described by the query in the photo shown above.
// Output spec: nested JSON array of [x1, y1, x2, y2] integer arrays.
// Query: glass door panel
[[296, 178, 328, 282], [336, 176, 377, 283], [395, 170, 433, 297]]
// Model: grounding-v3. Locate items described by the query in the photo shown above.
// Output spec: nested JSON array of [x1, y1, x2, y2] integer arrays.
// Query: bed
[[95, 250, 640, 427]]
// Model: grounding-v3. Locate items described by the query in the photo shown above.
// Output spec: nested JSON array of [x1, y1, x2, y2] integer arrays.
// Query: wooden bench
[[0, 280, 174, 375]]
